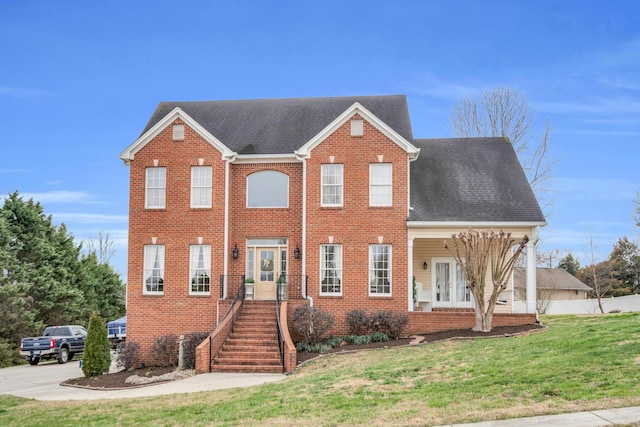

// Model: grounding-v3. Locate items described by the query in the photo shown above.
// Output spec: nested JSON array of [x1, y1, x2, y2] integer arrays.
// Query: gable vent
[[173, 124, 185, 141], [350, 119, 363, 137]]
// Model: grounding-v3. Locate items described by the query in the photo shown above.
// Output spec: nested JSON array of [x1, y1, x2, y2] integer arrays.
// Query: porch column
[[526, 239, 537, 314], [408, 237, 414, 311]]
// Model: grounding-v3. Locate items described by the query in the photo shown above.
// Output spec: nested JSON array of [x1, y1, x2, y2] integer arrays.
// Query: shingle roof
[[140, 95, 413, 155], [514, 268, 592, 291], [408, 137, 545, 223]]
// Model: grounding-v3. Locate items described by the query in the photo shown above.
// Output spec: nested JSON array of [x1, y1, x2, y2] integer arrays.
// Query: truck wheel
[[58, 347, 70, 364], [29, 356, 40, 366]]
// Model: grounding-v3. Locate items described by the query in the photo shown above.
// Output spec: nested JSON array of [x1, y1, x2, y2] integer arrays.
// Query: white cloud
[[52, 212, 128, 224], [0, 85, 58, 99], [20, 190, 95, 204]]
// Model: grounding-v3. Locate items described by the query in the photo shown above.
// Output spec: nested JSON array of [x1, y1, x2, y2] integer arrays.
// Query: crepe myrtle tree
[[445, 230, 529, 332]]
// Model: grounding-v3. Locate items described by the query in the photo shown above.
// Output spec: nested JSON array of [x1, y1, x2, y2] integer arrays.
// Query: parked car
[[20, 325, 87, 365], [107, 315, 126, 348]]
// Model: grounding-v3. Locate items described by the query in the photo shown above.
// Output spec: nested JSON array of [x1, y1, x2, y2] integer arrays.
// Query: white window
[[321, 164, 343, 206], [246, 171, 289, 208], [146, 167, 166, 209], [190, 245, 211, 294], [144, 245, 165, 294], [369, 245, 391, 295], [369, 163, 392, 206], [191, 166, 212, 208], [320, 245, 342, 295]]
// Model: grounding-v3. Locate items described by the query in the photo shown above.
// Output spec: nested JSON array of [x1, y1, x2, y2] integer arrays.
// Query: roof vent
[[350, 120, 363, 137], [173, 124, 184, 141]]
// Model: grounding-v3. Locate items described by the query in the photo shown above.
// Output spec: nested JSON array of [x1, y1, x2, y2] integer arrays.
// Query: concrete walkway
[[0, 362, 285, 401], [436, 406, 640, 427]]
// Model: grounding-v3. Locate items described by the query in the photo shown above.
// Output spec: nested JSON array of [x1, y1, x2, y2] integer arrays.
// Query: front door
[[255, 248, 277, 299]]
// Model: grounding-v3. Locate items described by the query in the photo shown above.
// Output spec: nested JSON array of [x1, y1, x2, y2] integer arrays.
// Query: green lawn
[[1, 313, 640, 426]]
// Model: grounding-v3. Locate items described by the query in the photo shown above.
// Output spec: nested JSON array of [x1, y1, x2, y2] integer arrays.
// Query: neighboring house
[[514, 268, 592, 301], [119, 95, 545, 373]]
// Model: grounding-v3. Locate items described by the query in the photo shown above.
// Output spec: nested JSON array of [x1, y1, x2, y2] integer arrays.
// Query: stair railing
[[207, 275, 245, 372], [276, 279, 285, 371]]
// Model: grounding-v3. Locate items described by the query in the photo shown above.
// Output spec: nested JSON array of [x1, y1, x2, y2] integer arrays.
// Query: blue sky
[[2, 1, 639, 279]]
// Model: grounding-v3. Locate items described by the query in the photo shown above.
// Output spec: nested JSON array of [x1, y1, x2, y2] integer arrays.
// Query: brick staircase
[[211, 300, 283, 373]]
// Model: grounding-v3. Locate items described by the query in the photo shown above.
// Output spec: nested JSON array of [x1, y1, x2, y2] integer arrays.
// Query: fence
[[513, 294, 640, 315]]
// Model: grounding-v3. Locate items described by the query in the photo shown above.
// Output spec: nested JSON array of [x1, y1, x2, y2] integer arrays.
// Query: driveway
[[0, 361, 285, 401]]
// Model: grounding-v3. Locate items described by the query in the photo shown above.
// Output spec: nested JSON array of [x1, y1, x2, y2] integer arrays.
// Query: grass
[[1, 313, 640, 426]]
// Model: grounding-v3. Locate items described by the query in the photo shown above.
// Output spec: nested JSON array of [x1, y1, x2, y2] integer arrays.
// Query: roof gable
[[295, 102, 419, 159], [119, 107, 234, 164]]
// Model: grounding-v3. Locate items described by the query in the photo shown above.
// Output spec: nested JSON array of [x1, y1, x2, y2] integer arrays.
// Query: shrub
[[290, 305, 335, 345], [151, 334, 179, 367], [0, 338, 22, 368], [182, 332, 209, 369], [82, 311, 112, 377], [116, 340, 142, 370], [346, 335, 372, 345], [309, 343, 333, 353], [371, 331, 389, 342], [345, 309, 369, 336], [368, 310, 409, 339], [296, 341, 313, 352], [325, 336, 347, 348]]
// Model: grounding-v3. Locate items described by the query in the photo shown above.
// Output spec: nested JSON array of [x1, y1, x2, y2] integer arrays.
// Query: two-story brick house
[[119, 95, 545, 373]]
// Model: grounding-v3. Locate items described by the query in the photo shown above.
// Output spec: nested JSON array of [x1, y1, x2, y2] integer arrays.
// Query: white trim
[[119, 107, 235, 164], [295, 102, 419, 159], [190, 166, 212, 209], [189, 244, 212, 296], [431, 257, 473, 308], [408, 221, 547, 228], [233, 154, 300, 164]]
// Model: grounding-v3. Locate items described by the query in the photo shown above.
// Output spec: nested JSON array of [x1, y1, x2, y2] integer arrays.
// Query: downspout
[[297, 153, 311, 307], [222, 155, 235, 301]]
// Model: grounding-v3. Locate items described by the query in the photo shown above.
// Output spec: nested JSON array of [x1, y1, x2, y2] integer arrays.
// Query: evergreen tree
[[609, 237, 640, 295], [557, 252, 580, 276], [82, 311, 111, 377]]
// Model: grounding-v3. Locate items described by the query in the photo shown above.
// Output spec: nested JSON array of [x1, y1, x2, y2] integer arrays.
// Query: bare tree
[[634, 189, 640, 227], [450, 88, 556, 214], [445, 230, 528, 332], [580, 233, 614, 314], [85, 230, 116, 265]]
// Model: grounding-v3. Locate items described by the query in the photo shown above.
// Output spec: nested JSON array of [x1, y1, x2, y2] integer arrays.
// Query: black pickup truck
[[20, 325, 87, 365]]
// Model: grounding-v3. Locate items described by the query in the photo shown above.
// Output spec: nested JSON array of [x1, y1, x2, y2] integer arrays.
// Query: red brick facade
[[122, 103, 537, 363]]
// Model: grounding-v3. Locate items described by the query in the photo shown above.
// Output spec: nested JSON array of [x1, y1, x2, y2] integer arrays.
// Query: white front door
[[432, 258, 472, 308]]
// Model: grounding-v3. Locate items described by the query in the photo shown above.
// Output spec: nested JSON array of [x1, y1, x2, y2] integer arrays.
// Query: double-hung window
[[190, 245, 211, 294], [321, 164, 343, 207], [369, 163, 392, 206], [146, 167, 166, 209], [320, 245, 342, 295], [191, 166, 212, 208], [144, 245, 165, 294], [369, 245, 391, 295]]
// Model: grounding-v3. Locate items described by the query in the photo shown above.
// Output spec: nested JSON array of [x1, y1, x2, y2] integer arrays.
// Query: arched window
[[246, 171, 289, 208]]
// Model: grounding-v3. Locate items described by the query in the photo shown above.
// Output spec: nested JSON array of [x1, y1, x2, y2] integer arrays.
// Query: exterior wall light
[[294, 245, 301, 259], [232, 245, 239, 259]]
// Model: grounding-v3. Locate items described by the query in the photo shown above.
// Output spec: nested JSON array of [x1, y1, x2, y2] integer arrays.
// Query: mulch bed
[[296, 324, 545, 365], [61, 324, 544, 390]]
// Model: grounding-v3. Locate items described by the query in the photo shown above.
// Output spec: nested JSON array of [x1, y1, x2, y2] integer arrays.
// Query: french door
[[432, 258, 472, 308]]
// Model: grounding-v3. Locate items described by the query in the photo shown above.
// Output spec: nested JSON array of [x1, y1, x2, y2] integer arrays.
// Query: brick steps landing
[[211, 300, 282, 373]]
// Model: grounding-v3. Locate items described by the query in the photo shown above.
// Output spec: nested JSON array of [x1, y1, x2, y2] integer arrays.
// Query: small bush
[[116, 341, 142, 370], [325, 336, 347, 348], [346, 335, 372, 345], [0, 338, 22, 367], [368, 310, 408, 339], [296, 341, 312, 352], [290, 305, 335, 345], [371, 331, 389, 342], [182, 332, 209, 369], [309, 343, 333, 353], [345, 309, 369, 335], [151, 334, 179, 367], [83, 311, 112, 377]]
